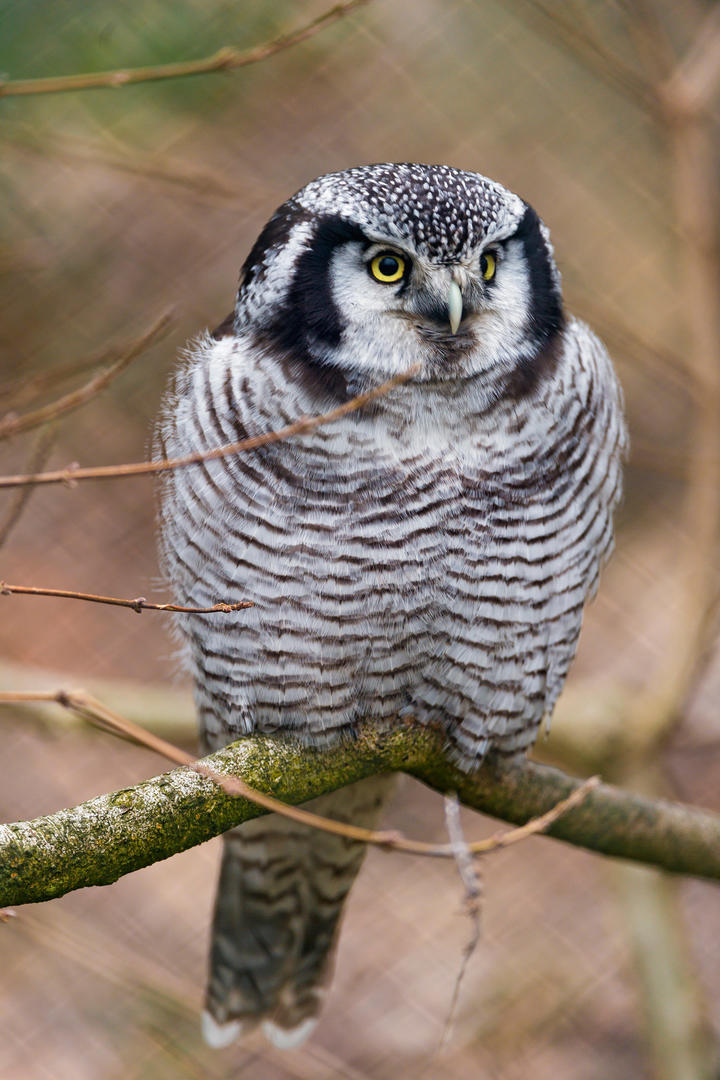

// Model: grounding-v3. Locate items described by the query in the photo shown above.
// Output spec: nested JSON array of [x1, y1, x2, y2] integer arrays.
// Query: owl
[[157, 163, 626, 1049]]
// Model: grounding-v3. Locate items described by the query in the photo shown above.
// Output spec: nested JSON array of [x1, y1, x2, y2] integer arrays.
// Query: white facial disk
[[234, 163, 564, 398]]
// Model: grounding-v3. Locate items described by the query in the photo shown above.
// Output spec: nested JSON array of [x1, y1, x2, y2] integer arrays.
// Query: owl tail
[[201, 775, 394, 1050]]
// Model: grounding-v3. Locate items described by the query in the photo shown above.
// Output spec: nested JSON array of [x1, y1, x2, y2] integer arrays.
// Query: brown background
[[1, 2, 719, 1077]]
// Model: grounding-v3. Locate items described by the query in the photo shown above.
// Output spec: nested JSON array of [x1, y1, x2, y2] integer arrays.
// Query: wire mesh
[[1, 1, 719, 1077]]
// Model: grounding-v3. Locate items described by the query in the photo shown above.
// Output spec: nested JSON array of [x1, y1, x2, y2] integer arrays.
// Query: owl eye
[[369, 252, 406, 284], [480, 251, 497, 281]]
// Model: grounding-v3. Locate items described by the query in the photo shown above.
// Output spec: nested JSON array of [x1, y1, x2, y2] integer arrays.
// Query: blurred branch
[[0, 660, 197, 745], [510, 0, 659, 113], [0, 347, 124, 412], [622, 6, 720, 753], [620, 0, 679, 86], [660, 4, 720, 117], [0, 363, 421, 489], [0, 584, 253, 615], [609, 759, 716, 1080], [2, 718, 720, 906], [594, 15, 720, 1075], [4, 125, 243, 205], [0, 426, 57, 549], [613, 862, 716, 1080], [0, 312, 174, 441], [0, 0, 374, 98], [573, 297, 696, 399]]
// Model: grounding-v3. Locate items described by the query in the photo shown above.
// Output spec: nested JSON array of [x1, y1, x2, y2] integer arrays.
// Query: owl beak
[[448, 281, 463, 334]]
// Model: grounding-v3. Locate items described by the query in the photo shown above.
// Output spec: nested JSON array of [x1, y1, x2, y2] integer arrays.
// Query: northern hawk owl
[[157, 163, 626, 1049]]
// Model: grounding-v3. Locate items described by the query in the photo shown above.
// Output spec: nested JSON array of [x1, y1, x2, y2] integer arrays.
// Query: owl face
[[234, 163, 564, 395]]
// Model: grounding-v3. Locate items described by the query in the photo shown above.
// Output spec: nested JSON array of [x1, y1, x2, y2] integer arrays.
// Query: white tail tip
[[262, 1017, 318, 1050], [201, 1010, 243, 1049]]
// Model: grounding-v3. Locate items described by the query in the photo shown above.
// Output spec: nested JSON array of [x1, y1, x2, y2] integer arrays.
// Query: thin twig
[[0, 312, 174, 441], [439, 793, 482, 1053], [1, 689, 599, 858], [0, 427, 57, 549], [0, 363, 422, 489], [471, 775, 600, 852], [0, 584, 253, 615], [0, 0, 373, 98]]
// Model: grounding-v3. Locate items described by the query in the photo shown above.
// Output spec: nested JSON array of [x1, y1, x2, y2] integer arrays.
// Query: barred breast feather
[[159, 315, 625, 762], [157, 311, 625, 1044]]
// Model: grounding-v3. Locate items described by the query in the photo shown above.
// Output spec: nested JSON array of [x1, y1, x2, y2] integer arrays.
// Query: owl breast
[[158, 320, 624, 768]]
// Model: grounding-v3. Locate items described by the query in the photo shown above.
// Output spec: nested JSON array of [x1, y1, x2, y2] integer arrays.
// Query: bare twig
[[0, 363, 422, 489], [0, 312, 174, 441], [0, 584, 253, 615], [0, 0, 373, 98], [439, 793, 482, 1053], [0, 426, 57, 549], [472, 775, 601, 851], [1, 690, 598, 859]]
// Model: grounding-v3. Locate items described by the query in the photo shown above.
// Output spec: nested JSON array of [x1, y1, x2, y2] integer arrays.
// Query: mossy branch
[[2, 720, 720, 906]]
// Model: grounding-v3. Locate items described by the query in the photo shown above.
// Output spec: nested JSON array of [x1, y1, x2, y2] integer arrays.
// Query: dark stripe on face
[[513, 205, 565, 348], [239, 207, 301, 291], [254, 213, 367, 402], [270, 214, 366, 353], [504, 206, 565, 399]]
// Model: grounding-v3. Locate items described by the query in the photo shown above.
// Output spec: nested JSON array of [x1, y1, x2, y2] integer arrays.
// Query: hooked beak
[[447, 280, 463, 334]]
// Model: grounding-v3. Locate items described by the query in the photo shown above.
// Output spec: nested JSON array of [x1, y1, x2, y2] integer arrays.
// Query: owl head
[[232, 163, 564, 398]]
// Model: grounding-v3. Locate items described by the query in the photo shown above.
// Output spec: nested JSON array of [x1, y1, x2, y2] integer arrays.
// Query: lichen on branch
[[1, 720, 720, 907]]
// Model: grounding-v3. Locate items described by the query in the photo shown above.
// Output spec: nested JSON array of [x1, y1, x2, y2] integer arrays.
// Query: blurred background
[[1, 1, 720, 1077]]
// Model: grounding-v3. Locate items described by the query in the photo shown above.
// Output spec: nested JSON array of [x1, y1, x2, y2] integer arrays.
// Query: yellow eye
[[369, 252, 406, 284], [481, 251, 496, 281]]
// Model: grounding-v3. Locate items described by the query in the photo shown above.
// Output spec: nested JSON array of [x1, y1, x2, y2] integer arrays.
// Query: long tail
[[202, 775, 394, 1050]]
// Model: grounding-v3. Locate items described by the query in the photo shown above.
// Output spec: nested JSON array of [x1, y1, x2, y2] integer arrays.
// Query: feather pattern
[[156, 163, 626, 1045]]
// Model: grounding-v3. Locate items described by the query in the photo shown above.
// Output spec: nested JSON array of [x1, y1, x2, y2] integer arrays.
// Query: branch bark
[[2, 721, 719, 907]]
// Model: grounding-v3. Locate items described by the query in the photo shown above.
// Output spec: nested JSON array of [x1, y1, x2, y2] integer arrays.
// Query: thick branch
[[1, 722, 719, 906]]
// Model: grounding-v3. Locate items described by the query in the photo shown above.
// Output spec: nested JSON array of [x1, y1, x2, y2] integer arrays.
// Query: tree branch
[[0, 0, 373, 98], [1, 720, 719, 907]]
